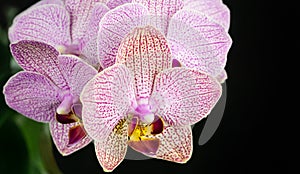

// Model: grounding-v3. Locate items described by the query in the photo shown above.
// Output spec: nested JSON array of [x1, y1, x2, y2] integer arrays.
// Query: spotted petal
[[131, 125, 193, 163], [10, 40, 68, 88], [3, 72, 60, 122], [133, 0, 184, 35], [167, 9, 232, 77], [58, 55, 97, 97], [50, 119, 92, 156], [97, 3, 149, 68], [150, 68, 222, 126], [9, 4, 71, 48], [80, 64, 135, 142], [94, 119, 128, 172], [116, 26, 171, 102], [183, 0, 230, 31]]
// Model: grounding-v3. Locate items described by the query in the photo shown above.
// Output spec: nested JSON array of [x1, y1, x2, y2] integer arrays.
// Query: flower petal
[[10, 40, 68, 88], [106, 0, 132, 9], [131, 125, 193, 163], [183, 0, 230, 31], [154, 125, 193, 163], [50, 119, 92, 156], [80, 3, 109, 68], [97, 3, 149, 68], [150, 68, 222, 126], [116, 26, 171, 102], [65, 0, 106, 43], [94, 119, 128, 172], [133, 0, 184, 35], [58, 55, 97, 96], [9, 4, 71, 48], [80, 64, 135, 142], [215, 69, 227, 83], [3, 71, 60, 122], [167, 9, 232, 77]]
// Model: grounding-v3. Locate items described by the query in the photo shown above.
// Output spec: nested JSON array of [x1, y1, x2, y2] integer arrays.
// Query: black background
[[0, 0, 292, 173]]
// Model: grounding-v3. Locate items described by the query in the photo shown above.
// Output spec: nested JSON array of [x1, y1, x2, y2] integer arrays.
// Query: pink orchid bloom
[[97, 0, 232, 82], [3, 40, 97, 155], [81, 26, 222, 172], [8, 0, 131, 68]]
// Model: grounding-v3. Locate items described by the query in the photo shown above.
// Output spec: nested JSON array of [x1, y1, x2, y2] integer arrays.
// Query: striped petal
[[116, 26, 171, 102], [133, 0, 184, 35], [150, 68, 222, 126], [8, 4, 71, 48], [3, 71, 60, 122], [97, 3, 149, 68], [167, 9, 232, 77], [154, 126, 192, 163], [80, 64, 135, 142], [58, 55, 97, 97], [94, 119, 128, 172], [183, 0, 230, 31], [50, 119, 92, 156], [10, 40, 67, 88]]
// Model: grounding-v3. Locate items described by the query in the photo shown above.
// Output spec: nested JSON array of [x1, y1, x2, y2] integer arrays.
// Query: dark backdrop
[[0, 0, 291, 174]]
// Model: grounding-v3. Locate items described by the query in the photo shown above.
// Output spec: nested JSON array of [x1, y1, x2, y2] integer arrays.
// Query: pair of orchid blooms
[[3, 0, 232, 172]]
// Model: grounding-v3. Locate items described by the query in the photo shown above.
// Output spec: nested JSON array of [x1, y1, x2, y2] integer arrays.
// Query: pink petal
[[154, 125, 193, 163], [183, 0, 230, 31], [97, 3, 149, 68], [8, 4, 71, 48], [10, 40, 67, 88], [64, 0, 107, 43], [116, 26, 171, 101], [50, 119, 92, 156], [106, 0, 132, 9], [133, 0, 184, 35], [80, 3, 109, 68], [80, 64, 135, 142], [3, 71, 60, 122], [215, 69, 227, 83], [58, 55, 97, 97], [167, 9, 232, 77], [94, 119, 128, 172], [150, 68, 222, 126]]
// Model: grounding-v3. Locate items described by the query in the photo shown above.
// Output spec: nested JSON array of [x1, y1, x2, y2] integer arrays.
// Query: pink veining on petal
[[183, 0, 230, 31], [116, 26, 172, 102], [154, 125, 193, 163], [150, 67, 222, 126], [10, 40, 68, 89], [50, 119, 92, 156], [97, 3, 149, 68], [106, 0, 132, 9], [167, 9, 232, 77], [94, 119, 128, 172], [8, 4, 71, 48], [3, 71, 60, 122], [133, 0, 184, 35], [80, 64, 135, 142]]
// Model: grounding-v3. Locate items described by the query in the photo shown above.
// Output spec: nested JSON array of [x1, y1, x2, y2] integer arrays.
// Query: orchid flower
[[8, 0, 131, 68], [80, 26, 222, 172], [97, 0, 232, 82], [3, 40, 97, 155]]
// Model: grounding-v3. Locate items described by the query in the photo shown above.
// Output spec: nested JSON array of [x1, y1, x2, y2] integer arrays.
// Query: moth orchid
[[80, 26, 222, 172], [8, 0, 132, 68], [3, 40, 97, 155], [97, 0, 231, 82]]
